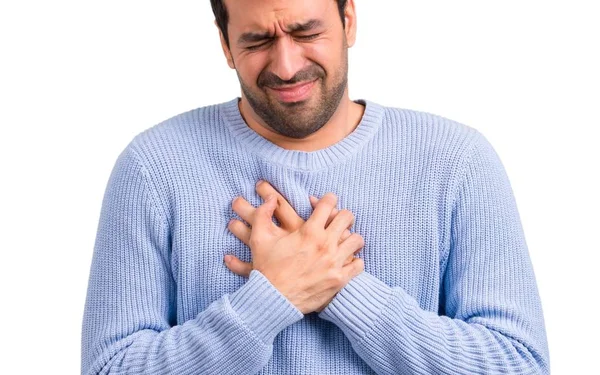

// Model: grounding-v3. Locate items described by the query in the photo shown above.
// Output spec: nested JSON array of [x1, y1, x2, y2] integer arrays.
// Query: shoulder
[[373, 102, 493, 164], [367, 101, 500, 188], [381, 104, 481, 148], [118, 99, 236, 166], [134, 101, 231, 151]]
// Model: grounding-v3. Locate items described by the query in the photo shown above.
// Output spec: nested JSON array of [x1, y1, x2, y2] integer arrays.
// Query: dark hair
[[210, 0, 348, 48]]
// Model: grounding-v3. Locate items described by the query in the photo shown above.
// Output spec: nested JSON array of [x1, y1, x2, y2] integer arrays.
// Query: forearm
[[320, 272, 548, 375], [82, 145, 303, 374], [83, 270, 302, 375], [319, 130, 550, 374]]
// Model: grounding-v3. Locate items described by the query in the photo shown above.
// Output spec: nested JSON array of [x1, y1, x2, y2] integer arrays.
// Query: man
[[81, 0, 550, 374]]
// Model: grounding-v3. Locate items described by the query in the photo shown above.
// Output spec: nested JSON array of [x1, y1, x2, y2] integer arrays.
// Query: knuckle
[[354, 258, 365, 272], [324, 253, 337, 268], [349, 233, 364, 248], [255, 203, 271, 218], [327, 269, 345, 288], [299, 224, 313, 239], [299, 222, 311, 234], [301, 224, 323, 242], [355, 234, 365, 248], [317, 254, 336, 274], [248, 234, 262, 249], [255, 201, 266, 212], [339, 209, 354, 222]]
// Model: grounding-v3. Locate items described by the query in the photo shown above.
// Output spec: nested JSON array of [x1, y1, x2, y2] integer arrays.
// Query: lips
[[267, 80, 317, 103]]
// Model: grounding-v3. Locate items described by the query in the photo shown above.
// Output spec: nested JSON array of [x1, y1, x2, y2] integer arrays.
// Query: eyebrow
[[237, 19, 323, 45], [285, 19, 323, 33]]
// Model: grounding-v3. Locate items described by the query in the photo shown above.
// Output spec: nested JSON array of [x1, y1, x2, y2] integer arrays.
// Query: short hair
[[210, 0, 348, 48]]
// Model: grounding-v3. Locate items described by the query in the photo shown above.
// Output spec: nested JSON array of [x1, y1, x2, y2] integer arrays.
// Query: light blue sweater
[[82, 98, 549, 374]]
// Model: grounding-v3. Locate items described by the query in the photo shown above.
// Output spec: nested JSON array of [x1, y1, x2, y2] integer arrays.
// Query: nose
[[268, 36, 305, 82]]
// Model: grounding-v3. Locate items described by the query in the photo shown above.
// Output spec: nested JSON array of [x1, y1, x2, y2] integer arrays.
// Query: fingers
[[337, 233, 365, 265], [252, 195, 278, 232], [306, 193, 338, 229], [340, 228, 356, 265], [342, 254, 355, 266], [340, 228, 351, 243], [342, 257, 365, 280], [232, 196, 257, 226], [327, 209, 355, 238], [256, 181, 304, 230], [224, 255, 252, 278], [309, 195, 339, 228], [228, 218, 251, 245]]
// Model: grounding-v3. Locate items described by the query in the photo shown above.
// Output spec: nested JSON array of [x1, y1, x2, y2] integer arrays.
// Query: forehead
[[225, 0, 338, 33]]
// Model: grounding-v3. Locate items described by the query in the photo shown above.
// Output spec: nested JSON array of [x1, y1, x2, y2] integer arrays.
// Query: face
[[220, 0, 356, 139]]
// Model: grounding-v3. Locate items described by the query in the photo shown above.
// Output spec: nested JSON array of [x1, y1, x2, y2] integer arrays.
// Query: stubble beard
[[237, 52, 348, 139]]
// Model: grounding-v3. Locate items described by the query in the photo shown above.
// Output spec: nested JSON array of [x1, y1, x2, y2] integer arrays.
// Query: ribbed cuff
[[318, 271, 394, 343], [227, 270, 304, 344]]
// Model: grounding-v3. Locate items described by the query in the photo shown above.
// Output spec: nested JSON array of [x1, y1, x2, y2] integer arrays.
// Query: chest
[[168, 182, 446, 323]]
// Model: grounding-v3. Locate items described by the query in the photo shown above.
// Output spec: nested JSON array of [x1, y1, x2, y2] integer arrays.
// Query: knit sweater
[[81, 98, 549, 374]]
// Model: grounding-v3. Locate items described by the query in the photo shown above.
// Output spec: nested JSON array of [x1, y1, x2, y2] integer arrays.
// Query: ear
[[343, 0, 357, 48], [215, 20, 235, 69]]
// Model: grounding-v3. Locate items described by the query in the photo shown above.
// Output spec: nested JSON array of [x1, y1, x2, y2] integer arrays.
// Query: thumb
[[224, 255, 253, 278]]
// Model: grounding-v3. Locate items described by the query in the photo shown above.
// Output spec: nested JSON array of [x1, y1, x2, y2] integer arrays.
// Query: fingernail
[[224, 255, 232, 263], [256, 180, 264, 187]]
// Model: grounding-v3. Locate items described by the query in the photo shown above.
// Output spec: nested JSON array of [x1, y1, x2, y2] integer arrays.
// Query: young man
[[81, 1, 550, 373]]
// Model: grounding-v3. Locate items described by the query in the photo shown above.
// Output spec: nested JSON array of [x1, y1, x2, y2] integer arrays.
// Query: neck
[[238, 89, 365, 152]]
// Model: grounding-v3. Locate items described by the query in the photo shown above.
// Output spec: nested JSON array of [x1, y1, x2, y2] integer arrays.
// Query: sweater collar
[[220, 97, 385, 171]]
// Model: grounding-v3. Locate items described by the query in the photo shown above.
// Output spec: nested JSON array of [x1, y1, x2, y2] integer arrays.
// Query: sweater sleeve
[[318, 132, 550, 374], [81, 145, 303, 375]]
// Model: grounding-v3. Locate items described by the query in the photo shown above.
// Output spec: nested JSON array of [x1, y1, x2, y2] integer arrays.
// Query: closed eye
[[295, 33, 320, 41], [246, 40, 273, 51]]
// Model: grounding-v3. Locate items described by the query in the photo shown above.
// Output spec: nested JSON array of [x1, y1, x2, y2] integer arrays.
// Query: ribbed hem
[[220, 98, 385, 171], [318, 272, 394, 343], [227, 270, 304, 344]]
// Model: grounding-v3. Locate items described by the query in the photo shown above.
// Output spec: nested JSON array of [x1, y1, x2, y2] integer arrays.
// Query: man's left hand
[[225, 181, 357, 278]]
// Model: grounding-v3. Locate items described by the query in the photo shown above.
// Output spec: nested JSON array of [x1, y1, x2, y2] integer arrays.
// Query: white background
[[1, 1, 598, 373]]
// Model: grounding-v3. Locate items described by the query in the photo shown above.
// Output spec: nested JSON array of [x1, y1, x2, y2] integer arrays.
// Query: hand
[[226, 182, 365, 314], [225, 181, 357, 277]]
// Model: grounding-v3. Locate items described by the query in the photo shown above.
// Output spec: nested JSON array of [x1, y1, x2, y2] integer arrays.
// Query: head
[[210, 0, 357, 139]]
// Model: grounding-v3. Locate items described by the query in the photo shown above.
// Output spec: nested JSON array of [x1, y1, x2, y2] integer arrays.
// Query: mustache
[[257, 65, 325, 88]]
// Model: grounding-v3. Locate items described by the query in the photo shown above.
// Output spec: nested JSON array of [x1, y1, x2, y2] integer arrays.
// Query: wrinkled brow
[[238, 31, 273, 44], [285, 19, 323, 33], [237, 19, 323, 44]]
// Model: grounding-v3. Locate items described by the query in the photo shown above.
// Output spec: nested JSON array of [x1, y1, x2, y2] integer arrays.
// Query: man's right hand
[[226, 185, 365, 314]]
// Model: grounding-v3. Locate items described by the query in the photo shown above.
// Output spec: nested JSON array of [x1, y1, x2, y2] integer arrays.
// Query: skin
[[217, 0, 365, 313], [227, 182, 364, 313], [218, 0, 364, 151], [227, 181, 360, 276]]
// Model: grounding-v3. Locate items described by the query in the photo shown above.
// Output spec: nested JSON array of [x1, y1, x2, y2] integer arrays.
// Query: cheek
[[304, 41, 339, 71], [236, 53, 270, 83]]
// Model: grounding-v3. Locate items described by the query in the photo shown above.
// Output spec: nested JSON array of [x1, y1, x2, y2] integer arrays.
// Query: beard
[[237, 51, 348, 139]]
